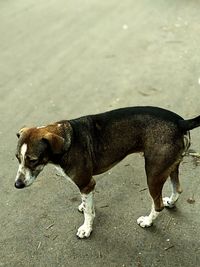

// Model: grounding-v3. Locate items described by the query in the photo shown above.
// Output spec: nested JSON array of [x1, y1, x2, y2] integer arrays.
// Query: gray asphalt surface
[[0, 0, 200, 266]]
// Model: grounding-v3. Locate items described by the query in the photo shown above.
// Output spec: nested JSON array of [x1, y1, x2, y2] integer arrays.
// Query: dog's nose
[[15, 179, 25, 189]]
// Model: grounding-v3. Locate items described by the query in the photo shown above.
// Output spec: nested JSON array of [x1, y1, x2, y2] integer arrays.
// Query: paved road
[[0, 1, 200, 266]]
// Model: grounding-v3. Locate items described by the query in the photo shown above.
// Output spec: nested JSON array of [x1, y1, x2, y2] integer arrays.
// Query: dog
[[14, 106, 200, 238]]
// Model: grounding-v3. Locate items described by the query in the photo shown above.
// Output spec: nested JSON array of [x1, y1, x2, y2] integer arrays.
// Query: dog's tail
[[179, 115, 200, 131]]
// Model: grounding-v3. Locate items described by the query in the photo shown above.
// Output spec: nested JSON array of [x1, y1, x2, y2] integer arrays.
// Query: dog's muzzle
[[15, 165, 44, 189], [15, 172, 37, 189]]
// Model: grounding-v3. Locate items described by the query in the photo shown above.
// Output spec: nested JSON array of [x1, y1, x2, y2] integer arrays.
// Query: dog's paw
[[163, 197, 175, 209], [78, 203, 84, 213], [137, 216, 153, 228], [76, 224, 92, 239]]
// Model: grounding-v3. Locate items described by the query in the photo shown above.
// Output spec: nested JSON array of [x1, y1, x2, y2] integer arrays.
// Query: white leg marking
[[77, 191, 95, 238], [137, 202, 160, 228], [163, 192, 180, 208], [78, 202, 84, 213], [163, 180, 180, 208]]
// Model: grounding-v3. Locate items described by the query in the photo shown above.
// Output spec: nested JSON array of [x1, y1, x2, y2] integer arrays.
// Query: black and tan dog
[[15, 106, 200, 238]]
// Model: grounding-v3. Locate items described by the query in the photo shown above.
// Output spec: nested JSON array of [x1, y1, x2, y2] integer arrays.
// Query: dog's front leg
[[77, 191, 95, 238]]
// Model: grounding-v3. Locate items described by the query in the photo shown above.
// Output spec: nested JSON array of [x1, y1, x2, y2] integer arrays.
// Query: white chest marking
[[54, 166, 76, 186]]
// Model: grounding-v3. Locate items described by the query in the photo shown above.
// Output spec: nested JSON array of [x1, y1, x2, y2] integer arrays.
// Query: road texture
[[0, 0, 200, 266]]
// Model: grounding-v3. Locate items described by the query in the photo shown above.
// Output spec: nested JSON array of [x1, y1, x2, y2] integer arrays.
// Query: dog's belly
[[92, 148, 140, 176], [93, 160, 121, 175]]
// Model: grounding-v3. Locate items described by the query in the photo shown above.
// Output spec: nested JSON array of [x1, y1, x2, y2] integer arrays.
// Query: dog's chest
[[54, 165, 76, 186]]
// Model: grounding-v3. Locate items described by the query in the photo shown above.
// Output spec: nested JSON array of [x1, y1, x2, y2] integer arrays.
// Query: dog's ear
[[16, 127, 29, 138], [42, 133, 66, 154]]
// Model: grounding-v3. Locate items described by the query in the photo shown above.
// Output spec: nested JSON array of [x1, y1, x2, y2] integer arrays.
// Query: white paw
[[137, 216, 153, 228], [76, 224, 92, 239], [78, 203, 84, 213], [163, 197, 175, 208]]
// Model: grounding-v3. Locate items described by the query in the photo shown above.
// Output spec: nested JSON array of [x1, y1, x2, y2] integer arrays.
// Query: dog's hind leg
[[163, 164, 182, 208], [137, 174, 167, 228], [137, 200, 161, 228], [137, 149, 176, 228]]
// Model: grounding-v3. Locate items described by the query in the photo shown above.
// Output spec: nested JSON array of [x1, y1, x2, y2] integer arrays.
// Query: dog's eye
[[27, 156, 38, 164], [29, 158, 38, 164]]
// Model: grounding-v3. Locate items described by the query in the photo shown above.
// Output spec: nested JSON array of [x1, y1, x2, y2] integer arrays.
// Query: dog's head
[[15, 123, 71, 189]]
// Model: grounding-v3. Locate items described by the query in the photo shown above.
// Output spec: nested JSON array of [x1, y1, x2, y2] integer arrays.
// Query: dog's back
[[68, 107, 186, 175]]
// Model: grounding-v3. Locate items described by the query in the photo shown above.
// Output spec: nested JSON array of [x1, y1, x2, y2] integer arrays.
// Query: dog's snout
[[15, 179, 25, 189]]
